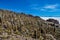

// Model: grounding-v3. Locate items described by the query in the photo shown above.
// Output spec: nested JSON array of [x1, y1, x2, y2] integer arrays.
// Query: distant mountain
[[46, 19, 59, 24], [0, 9, 60, 40]]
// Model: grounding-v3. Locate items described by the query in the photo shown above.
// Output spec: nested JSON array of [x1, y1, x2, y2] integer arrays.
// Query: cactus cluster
[[0, 9, 60, 40]]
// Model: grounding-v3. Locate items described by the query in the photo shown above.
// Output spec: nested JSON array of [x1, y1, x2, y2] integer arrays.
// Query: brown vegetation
[[0, 9, 60, 40]]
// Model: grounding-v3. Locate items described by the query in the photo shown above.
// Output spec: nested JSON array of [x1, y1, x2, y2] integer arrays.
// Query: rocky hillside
[[0, 9, 60, 40]]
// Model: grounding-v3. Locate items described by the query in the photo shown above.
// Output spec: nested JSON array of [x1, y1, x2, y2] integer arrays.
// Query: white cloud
[[41, 17, 60, 23], [44, 4, 58, 9], [40, 4, 60, 12], [30, 4, 60, 12]]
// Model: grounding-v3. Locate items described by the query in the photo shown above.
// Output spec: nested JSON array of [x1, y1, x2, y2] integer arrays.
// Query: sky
[[0, 0, 60, 17], [0, 0, 60, 22]]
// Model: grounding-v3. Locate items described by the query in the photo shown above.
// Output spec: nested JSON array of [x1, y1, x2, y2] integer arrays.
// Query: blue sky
[[0, 0, 60, 17]]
